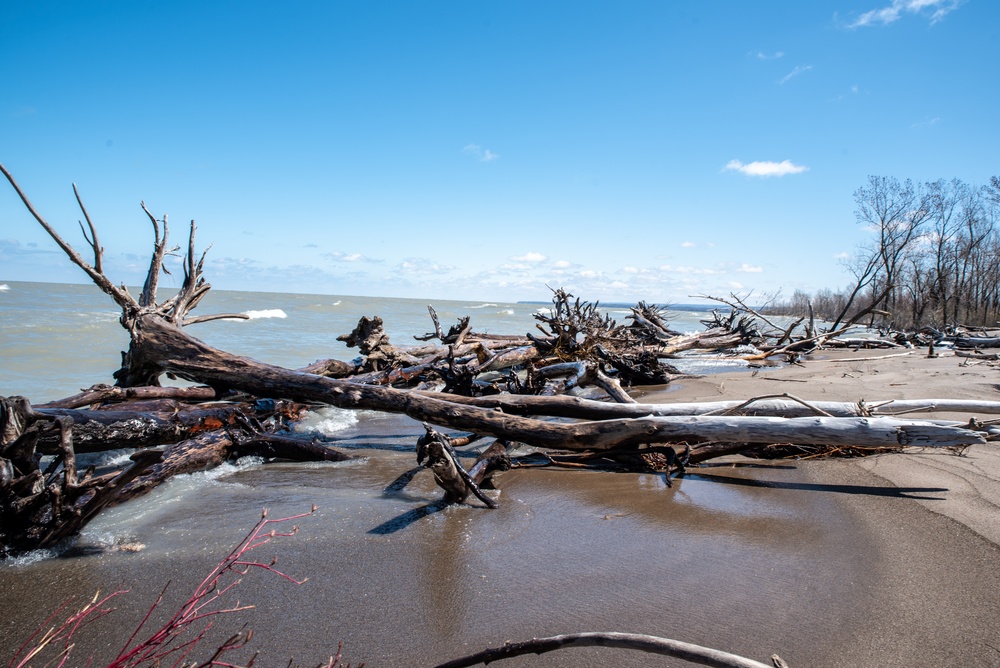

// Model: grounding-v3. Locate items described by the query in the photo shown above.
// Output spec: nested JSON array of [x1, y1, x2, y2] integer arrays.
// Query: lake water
[[0, 281, 876, 667]]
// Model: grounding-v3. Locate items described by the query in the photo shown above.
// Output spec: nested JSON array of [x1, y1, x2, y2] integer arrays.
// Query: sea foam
[[294, 406, 359, 437]]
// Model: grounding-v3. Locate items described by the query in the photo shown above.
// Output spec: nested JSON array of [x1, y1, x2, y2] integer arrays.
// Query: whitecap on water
[[294, 406, 360, 436], [242, 309, 288, 320], [0, 284, 10, 291], [466, 303, 497, 309], [497, 309, 515, 315]]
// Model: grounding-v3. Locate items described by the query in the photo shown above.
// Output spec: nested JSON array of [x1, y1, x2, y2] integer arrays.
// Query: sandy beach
[[642, 348, 1000, 666]]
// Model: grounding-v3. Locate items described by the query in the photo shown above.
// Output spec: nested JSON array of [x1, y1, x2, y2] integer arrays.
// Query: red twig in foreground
[[11, 506, 335, 668]]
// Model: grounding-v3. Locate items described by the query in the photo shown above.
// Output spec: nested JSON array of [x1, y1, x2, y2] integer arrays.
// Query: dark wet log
[[467, 441, 512, 489], [38, 384, 219, 410], [116, 431, 234, 503], [416, 425, 499, 507], [232, 433, 352, 462], [33, 404, 250, 453]]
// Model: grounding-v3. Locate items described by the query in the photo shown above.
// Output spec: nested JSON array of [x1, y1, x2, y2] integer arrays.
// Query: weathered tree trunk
[[118, 312, 983, 452], [423, 393, 1000, 421]]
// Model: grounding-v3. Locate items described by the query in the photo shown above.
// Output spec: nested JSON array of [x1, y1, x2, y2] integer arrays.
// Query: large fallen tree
[[0, 163, 993, 556]]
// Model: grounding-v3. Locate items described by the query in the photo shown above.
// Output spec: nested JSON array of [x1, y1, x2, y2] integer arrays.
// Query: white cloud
[[724, 159, 809, 177], [728, 281, 745, 289], [739, 263, 764, 273], [463, 144, 499, 162], [754, 50, 785, 60], [680, 241, 697, 248], [833, 252, 850, 259], [779, 65, 813, 85], [553, 260, 572, 268], [847, 0, 962, 28], [511, 251, 547, 263], [622, 266, 639, 274]]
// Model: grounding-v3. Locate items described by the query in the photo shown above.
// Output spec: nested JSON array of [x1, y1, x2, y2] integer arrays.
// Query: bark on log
[[38, 384, 220, 410]]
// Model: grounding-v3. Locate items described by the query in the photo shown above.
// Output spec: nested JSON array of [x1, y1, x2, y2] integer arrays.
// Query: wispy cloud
[[680, 241, 697, 248], [779, 65, 813, 84], [847, 0, 962, 28], [323, 250, 382, 263], [724, 160, 809, 177], [462, 144, 499, 162], [754, 50, 785, 60], [397, 258, 457, 275], [738, 263, 764, 273]]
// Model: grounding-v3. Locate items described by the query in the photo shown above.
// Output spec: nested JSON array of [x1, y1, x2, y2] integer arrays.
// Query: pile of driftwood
[[1, 163, 996, 560]]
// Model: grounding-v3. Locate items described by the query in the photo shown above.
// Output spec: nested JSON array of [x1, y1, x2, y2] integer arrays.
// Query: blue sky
[[1, 0, 996, 303]]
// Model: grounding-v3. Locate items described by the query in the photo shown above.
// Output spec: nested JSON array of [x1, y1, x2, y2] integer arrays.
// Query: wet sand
[[645, 349, 1000, 665], [1, 351, 1000, 666]]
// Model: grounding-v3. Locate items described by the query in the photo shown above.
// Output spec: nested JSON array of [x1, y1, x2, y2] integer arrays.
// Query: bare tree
[[831, 176, 929, 329]]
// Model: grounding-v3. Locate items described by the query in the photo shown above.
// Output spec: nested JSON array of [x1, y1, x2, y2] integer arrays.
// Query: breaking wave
[[242, 309, 288, 320], [467, 303, 497, 309]]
